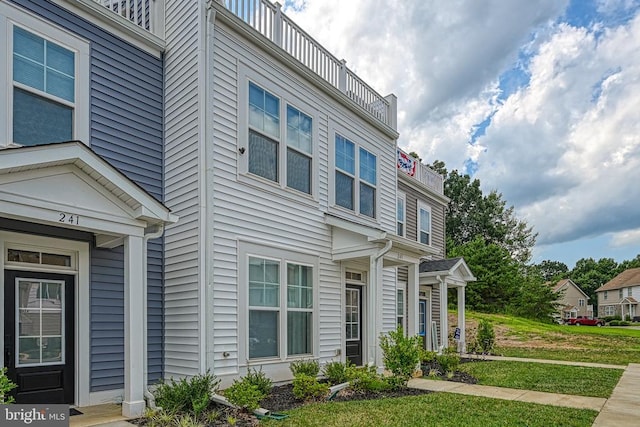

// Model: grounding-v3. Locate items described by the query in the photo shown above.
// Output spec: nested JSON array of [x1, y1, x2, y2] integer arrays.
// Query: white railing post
[[338, 59, 347, 92], [273, 2, 283, 47], [151, 0, 165, 38], [384, 93, 397, 130]]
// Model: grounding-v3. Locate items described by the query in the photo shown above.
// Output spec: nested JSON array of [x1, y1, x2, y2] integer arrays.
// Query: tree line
[[430, 160, 640, 322]]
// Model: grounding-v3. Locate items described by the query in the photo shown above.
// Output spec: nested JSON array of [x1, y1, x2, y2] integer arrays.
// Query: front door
[[419, 300, 427, 349], [4, 270, 75, 403], [345, 285, 362, 366]]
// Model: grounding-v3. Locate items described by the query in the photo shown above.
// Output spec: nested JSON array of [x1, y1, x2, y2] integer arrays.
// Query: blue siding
[[10, 1, 165, 390]]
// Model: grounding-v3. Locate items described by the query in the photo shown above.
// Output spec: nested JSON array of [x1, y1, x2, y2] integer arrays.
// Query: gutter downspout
[[143, 224, 165, 409], [368, 240, 392, 366]]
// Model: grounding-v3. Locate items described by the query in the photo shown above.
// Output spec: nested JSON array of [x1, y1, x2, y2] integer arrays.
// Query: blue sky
[[285, 0, 640, 269]]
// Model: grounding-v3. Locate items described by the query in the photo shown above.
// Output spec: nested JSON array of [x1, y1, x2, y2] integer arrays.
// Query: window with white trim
[[619, 289, 623, 299], [578, 299, 585, 307], [604, 291, 608, 300], [334, 134, 377, 218], [397, 192, 406, 237], [604, 305, 615, 316], [246, 252, 315, 360], [0, 3, 89, 147], [418, 201, 431, 245], [246, 81, 314, 195], [396, 288, 405, 329], [628, 287, 633, 297]]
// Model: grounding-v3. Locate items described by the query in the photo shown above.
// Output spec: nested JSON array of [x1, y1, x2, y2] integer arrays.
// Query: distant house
[[596, 268, 640, 319], [552, 279, 591, 321]]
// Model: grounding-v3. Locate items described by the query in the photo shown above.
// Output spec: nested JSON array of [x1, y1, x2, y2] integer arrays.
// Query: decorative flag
[[397, 149, 417, 176]]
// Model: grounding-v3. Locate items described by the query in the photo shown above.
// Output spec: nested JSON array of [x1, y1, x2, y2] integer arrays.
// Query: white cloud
[[610, 228, 640, 247]]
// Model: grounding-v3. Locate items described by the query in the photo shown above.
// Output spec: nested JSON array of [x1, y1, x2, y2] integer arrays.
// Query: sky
[[283, 0, 640, 269]]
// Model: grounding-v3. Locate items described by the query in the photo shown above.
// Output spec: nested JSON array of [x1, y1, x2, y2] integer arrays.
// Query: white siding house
[[163, 0, 436, 384]]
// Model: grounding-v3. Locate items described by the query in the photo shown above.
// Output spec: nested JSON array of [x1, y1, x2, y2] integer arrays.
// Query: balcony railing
[[222, 0, 396, 129], [397, 149, 444, 194], [90, 0, 164, 37]]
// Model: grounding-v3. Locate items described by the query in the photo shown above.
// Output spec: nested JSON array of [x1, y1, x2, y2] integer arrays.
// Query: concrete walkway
[[409, 357, 640, 427]]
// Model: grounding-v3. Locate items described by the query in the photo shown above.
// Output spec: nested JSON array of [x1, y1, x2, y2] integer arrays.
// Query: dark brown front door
[[345, 285, 362, 366], [4, 270, 75, 403]]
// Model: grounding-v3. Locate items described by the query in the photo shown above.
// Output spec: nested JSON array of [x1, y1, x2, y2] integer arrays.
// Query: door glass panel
[[345, 288, 360, 341], [16, 279, 64, 366]]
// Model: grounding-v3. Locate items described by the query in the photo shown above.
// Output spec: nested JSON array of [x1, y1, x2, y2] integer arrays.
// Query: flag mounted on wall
[[397, 149, 417, 177]]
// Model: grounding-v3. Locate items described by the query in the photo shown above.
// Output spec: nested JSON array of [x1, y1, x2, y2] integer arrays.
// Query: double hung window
[[1, 4, 89, 147], [397, 193, 406, 236], [247, 255, 314, 359], [334, 134, 377, 218], [418, 202, 431, 245], [396, 288, 405, 329], [246, 82, 313, 195]]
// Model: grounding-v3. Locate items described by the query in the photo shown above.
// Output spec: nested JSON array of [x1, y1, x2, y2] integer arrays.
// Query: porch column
[[439, 278, 447, 351], [368, 255, 384, 367], [122, 235, 146, 417], [457, 286, 466, 352], [406, 263, 419, 337]]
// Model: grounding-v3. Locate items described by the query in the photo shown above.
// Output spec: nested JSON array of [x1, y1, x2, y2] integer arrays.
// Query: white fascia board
[[0, 142, 177, 225], [325, 213, 386, 240]]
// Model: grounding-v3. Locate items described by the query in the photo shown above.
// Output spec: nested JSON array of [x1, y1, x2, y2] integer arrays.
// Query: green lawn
[[467, 312, 640, 365], [260, 393, 597, 427], [458, 360, 623, 397]]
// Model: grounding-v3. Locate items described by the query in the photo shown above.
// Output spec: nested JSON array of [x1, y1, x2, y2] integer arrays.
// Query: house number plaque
[[58, 212, 80, 225]]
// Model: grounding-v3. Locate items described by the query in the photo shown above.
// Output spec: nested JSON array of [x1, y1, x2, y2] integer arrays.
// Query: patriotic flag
[[397, 149, 417, 176]]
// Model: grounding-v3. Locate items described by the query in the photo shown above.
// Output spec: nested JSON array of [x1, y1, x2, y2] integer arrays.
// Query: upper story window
[[619, 289, 623, 299], [578, 299, 585, 307], [397, 192, 406, 237], [245, 81, 314, 195], [334, 134, 377, 218], [0, 3, 89, 147], [418, 201, 431, 245], [628, 287, 633, 297], [604, 291, 608, 300]]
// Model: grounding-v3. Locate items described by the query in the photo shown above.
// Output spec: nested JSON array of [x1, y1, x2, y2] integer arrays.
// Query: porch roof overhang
[[325, 213, 439, 267], [0, 141, 178, 245], [620, 297, 638, 305], [419, 257, 476, 287]]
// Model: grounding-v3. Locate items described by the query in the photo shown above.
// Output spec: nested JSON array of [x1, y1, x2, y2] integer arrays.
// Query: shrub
[[435, 350, 460, 374], [290, 359, 320, 377], [0, 367, 17, 404], [609, 320, 621, 326], [420, 349, 437, 364], [244, 367, 272, 395], [379, 326, 422, 384], [224, 380, 264, 412], [292, 374, 329, 400], [345, 365, 395, 392], [604, 315, 621, 322], [322, 360, 351, 385], [476, 319, 495, 354], [153, 371, 219, 416]]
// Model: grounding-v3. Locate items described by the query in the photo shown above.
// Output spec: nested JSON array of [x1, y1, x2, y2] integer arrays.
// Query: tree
[[432, 162, 537, 264], [569, 257, 619, 307], [533, 260, 569, 282], [508, 266, 560, 321]]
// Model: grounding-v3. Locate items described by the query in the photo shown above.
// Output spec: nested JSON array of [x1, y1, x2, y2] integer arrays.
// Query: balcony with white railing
[[221, 0, 397, 130], [87, 0, 165, 39], [397, 149, 444, 195]]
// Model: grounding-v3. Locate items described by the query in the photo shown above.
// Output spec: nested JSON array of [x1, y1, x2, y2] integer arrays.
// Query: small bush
[[345, 365, 394, 392], [609, 320, 621, 326], [0, 367, 17, 404], [436, 350, 460, 374], [244, 367, 272, 395], [290, 359, 320, 377], [153, 371, 219, 416], [476, 319, 495, 354], [292, 374, 329, 400], [322, 360, 351, 385], [379, 326, 422, 385], [224, 380, 264, 412], [420, 349, 437, 364], [604, 315, 621, 322]]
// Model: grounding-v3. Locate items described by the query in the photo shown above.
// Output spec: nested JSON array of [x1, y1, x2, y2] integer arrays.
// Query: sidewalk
[[408, 357, 640, 426]]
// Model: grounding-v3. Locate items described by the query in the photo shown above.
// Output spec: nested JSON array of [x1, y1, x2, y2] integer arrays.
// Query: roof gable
[[596, 268, 640, 292]]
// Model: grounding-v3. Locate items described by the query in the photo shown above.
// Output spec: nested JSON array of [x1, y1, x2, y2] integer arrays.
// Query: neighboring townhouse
[[162, 0, 474, 387], [396, 150, 474, 351], [551, 279, 592, 321], [0, 0, 175, 417], [596, 268, 640, 319]]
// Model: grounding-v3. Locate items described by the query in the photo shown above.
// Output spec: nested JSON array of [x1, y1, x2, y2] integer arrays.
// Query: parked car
[[566, 316, 605, 326]]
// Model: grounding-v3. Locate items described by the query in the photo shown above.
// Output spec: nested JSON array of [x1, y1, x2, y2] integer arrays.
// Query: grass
[[467, 312, 640, 365], [260, 393, 597, 427], [458, 360, 623, 397]]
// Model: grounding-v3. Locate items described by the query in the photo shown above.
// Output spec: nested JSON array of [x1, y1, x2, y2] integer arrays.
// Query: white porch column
[[368, 255, 384, 367], [406, 263, 419, 337], [439, 278, 447, 351], [457, 286, 466, 352], [122, 235, 146, 417]]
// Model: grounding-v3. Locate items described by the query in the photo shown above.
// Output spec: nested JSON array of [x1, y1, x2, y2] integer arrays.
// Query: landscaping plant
[[244, 366, 272, 395], [379, 326, 422, 385], [224, 379, 264, 412], [322, 360, 352, 385], [292, 374, 329, 401], [153, 371, 220, 416], [290, 359, 320, 377], [435, 348, 461, 377], [476, 318, 495, 354], [0, 367, 17, 404]]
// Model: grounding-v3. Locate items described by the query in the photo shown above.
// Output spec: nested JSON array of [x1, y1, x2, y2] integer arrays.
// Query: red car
[[566, 316, 605, 326]]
